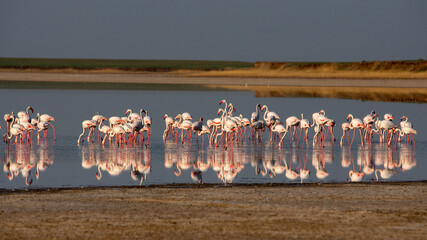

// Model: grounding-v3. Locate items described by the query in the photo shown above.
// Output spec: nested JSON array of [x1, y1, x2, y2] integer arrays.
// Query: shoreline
[[1, 71, 426, 102], [1, 71, 426, 87], [1, 180, 426, 193], [1, 182, 426, 239]]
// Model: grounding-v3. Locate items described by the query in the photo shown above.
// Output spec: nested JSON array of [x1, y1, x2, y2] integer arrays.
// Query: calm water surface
[[0, 89, 425, 189]]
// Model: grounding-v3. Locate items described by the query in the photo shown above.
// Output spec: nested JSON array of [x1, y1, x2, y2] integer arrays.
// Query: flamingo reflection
[[81, 144, 151, 185], [346, 146, 365, 182], [312, 147, 329, 180]]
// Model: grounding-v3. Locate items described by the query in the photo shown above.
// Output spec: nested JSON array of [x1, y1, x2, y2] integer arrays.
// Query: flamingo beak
[[219, 100, 224, 105]]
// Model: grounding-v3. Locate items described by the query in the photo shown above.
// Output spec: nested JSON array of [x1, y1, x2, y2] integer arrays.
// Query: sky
[[0, 0, 426, 62]]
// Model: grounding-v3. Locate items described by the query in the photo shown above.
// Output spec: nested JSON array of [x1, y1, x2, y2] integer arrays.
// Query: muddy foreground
[[1, 182, 426, 239]]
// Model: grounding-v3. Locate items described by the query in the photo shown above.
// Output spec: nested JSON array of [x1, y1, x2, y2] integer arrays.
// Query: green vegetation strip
[[0, 58, 253, 71]]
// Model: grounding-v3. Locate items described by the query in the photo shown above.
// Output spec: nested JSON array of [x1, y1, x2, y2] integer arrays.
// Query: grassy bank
[[1, 58, 426, 79], [191, 60, 427, 79], [0, 58, 253, 71]]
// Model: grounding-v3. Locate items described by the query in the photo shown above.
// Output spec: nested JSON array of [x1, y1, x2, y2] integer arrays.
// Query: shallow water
[[0, 89, 425, 189]]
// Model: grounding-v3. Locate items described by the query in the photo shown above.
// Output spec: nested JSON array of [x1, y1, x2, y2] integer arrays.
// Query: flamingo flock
[[1, 101, 419, 186], [77, 109, 152, 147], [2, 106, 55, 148], [2, 101, 416, 150], [162, 100, 417, 150]]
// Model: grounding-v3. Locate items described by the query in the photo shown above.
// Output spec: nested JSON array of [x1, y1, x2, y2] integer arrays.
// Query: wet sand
[[1, 182, 426, 239]]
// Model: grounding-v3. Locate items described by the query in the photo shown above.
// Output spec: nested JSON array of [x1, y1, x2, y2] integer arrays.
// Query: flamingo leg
[[47, 122, 56, 141], [350, 129, 356, 148]]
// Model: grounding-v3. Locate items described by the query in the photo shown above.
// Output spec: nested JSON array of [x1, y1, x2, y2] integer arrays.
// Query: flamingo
[[400, 116, 412, 128], [299, 114, 310, 142], [92, 114, 107, 143], [340, 122, 351, 146], [324, 119, 336, 142], [250, 104, 262, 123], [108, 125, 126, 145], [7, 127, 23, 148], [312, 112, 329, 147], [261, 105, 280, 140], [182, 112, 193, 121], [271, 122, 288, 148], [141, 109, 152, 143], [363, 110, 376, 142], [381, 120, 398, 147], [37, 121, 49, 141], [21, 122, 36, 144], [77, 120, 97, 145], [192, 117, 203, 144], [163, 114, 174, 141], [198, 125, 210, 146], [285, 116, 301, 145], [3, 112, 14, 142], [125, 109, 141, 122], [37, 113, 56, 141], [395, 127, 417, 148], [311, 110, 325, 127], [347, 114, 365, 147], [249, 120, 264, 142], [175, 114, 193, 144], [108, 116, 125, 127], [17, 106, 33, 124]]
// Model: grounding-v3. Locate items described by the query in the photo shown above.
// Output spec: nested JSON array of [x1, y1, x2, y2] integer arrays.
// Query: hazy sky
[[1, 0, 426, 62]]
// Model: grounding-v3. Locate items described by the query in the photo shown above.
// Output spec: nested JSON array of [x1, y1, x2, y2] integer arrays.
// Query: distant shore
[[0, 58, 426, 102], [1, 58, 426, 79], [1, 70, 426, 103], [1, 182, 426, 239]]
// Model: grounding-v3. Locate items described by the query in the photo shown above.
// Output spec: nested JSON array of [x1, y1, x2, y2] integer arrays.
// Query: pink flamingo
[[163, 114, 174, 141], [340, 122, 351, 146], [37, 113, 56, 141], [363, 110, 376, 143], [299, 114, 311, 143], [347, 114, 365, 148], [271, 122, 288, 148], [7, 127, 23, 148], [77, 120, 97, 145], [285, 116, 301, 146]]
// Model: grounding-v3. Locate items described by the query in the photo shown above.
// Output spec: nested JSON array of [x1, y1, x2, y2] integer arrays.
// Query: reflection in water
[[312, 147, 332, 180], [2, 142, 54, 186], [340, 143, 417, 182], [81, 145, 151, 185], [162, 136, 419, 185]]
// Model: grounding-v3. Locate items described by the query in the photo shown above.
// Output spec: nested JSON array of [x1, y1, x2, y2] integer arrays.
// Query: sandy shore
[[1, 71, 427, 88], [2, 71, 426, 102], [1, 182, 426, 239]]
